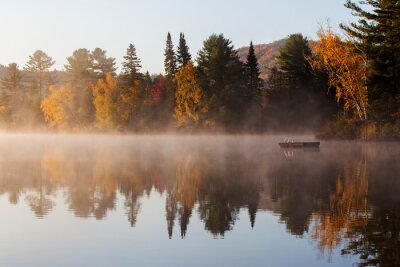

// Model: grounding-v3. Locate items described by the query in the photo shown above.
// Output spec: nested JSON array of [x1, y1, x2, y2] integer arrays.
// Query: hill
[[238, 38, 286, 80]]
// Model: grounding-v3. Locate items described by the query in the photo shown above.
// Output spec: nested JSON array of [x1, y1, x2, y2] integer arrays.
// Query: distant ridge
[[238, 38, 286, 80]]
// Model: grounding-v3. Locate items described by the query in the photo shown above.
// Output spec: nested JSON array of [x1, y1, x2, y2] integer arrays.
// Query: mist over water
[[0, 134, 399, 266]]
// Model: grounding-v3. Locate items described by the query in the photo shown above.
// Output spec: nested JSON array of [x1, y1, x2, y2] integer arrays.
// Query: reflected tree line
[[0, 141, 399, 265], [0, 141, 264, 237]]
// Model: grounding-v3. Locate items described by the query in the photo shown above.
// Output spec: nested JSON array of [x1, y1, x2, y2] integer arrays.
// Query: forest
[[0, 0, 399, 139]]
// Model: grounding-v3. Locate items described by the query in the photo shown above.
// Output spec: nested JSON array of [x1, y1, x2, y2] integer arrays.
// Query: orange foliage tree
[[41, 84, 75, 130], [310, 27, 368, 121]]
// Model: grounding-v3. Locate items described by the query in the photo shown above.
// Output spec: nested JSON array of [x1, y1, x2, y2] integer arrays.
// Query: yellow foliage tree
[[310, 27, 368, 121], [92, 73, 119, 131], [174, 60, 206, 128], [41, 84, 75, 130]]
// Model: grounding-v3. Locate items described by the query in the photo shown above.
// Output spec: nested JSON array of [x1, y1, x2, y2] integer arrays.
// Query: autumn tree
[[41, 84, 75, 130], [176, 33, 191, 68], [174, 61, 206, 128], [310, 27, 368, 121], [148, 74, 173, 130], [92, 73, 119, 130], [24, 50, 55, 101]]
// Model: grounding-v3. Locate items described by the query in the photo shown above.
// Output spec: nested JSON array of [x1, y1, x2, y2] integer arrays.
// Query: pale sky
[[0, 0, 354, 74]]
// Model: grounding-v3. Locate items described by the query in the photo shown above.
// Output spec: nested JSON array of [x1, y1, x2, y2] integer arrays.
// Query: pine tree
[[278, 34, 312, 81], [164, 32, 177, 77], [341, 0, 400, 122], [176, 33, 191, 68], [245, 41, 263, 102], [64, 48, 96, 126], [65, 48, 95, 84], [122, 43, 142, 85], [24, 50, 55, 101], [90, 48, 116, 79]]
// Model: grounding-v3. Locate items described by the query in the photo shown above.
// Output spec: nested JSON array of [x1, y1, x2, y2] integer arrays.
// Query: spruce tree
[[164, 32, 177, 77], [245, 41, 263, 102], [176, 33, 191, 68], [122, 43, 142, 85]]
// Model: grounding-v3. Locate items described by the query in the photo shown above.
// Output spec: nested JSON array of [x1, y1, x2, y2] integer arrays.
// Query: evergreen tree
[[197, 34, 246, 128], [24, 50, 55, 101], [121, 43, 142, 85], [162, 33, 178, 126], [0, 63, 22, 123], [164, 32, 177, 77], [90, 48, 116, 79], [176, 33, 191, 68], [278, 34, 312, 81], [1, 63, 21, 95], [65, 48, 95, 84], [341, 0, 400, 122], [142, 71, 152, 87], [65, 48, 96, 126], [245, 41, 263, 102]]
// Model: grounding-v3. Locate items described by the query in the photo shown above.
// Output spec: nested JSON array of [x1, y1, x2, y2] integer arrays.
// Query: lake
[[0, 134, 399, 267]]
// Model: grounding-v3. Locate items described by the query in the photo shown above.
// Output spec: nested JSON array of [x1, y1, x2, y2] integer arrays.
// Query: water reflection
[[0, 135, 399, 266]]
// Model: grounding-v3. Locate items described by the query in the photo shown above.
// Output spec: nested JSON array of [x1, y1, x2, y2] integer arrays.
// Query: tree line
[[0, 33, 265, 132], [1, 0, 399, 138]]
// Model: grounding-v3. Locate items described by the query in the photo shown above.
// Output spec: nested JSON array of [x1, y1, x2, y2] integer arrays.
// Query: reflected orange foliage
[[312, 159, 368, 254]]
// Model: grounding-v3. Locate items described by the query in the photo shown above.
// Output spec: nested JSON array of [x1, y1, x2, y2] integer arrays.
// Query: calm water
[[0, 134, 399, 267]]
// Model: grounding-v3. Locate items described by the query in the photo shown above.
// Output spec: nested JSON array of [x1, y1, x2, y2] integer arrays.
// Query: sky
[[0, 0, 355, 74]]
